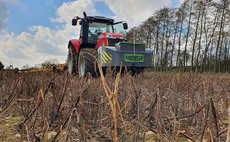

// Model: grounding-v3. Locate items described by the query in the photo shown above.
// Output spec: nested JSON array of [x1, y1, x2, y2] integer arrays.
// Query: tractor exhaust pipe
[[83, 12, 87, 18], [82, 12, 89, 44]]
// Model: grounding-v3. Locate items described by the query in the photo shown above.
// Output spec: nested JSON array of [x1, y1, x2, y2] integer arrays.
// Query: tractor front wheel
[[78, 48, 98, 77]]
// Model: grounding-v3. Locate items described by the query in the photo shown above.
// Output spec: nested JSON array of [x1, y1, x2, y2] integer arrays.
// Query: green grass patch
[[0, 114, 23, 142]]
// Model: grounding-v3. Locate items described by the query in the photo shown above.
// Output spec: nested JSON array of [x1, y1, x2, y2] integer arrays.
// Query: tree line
[[0, 58, 59, 70], [0, 62, 4, 70], [127, 0, 230, 73], [21, 58, 59, 70]]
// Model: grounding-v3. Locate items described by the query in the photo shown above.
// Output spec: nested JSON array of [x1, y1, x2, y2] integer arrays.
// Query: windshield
[[88, 22, 127, 36], [113, 22, 127, 37], [89, 22, 113, 34], [88, 22, 127, 43]]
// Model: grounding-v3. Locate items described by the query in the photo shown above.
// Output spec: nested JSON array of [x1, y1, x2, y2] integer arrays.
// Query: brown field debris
[[0, 70, 230, 141]]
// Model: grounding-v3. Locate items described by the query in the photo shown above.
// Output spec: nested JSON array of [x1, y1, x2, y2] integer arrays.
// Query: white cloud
[[51, 0, 97, 23], [0, 29, 69, 68], [0, 0, 174, 69], [103, 0, 171, 27], [0, 0, 8, 32]]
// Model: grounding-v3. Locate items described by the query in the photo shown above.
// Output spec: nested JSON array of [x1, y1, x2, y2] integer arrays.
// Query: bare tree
[[191, 0, 207, 71], [183, 0, 193, 71], [214, 0, 229, 72], [170, 8, 180, 70], [41, 58, 59, 68], [176, 7, 186, 68], [22, 64, 30, 69], [202, 1, 219, 72]]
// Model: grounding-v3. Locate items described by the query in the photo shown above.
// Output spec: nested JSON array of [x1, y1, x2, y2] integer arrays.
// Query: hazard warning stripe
[[102, 53, 109, 61], [101, 57, 107, 63], [101, 51, 112, 63], [103, 51, 112, 60]]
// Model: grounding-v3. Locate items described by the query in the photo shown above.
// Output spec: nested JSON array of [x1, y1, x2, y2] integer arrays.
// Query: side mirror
[[123, 23, 128, 30], [72, 19, 77, 26]]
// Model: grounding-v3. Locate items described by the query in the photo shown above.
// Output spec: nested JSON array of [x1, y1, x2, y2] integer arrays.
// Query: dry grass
[[0, 70, 229, 141]]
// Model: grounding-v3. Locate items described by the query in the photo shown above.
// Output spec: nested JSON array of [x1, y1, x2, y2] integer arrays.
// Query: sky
[[0, 0, 183, 69]]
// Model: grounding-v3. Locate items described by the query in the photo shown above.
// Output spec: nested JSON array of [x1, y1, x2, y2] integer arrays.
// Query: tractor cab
[[72, 12, 128, 49]]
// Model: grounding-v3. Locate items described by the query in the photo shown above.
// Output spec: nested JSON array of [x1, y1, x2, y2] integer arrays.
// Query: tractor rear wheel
[[67, 45, 78, 74], [78, 48, 98, 77]]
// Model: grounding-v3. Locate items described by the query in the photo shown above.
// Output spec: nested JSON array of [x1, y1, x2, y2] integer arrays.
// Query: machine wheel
[[128, 67, 144, 76], [67, 45, 78, 74], [130, 67, 144, 76], [78, 48, 98, 77]]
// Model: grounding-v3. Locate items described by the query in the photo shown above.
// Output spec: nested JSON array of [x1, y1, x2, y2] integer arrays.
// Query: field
[[0, 70, 229, 142]]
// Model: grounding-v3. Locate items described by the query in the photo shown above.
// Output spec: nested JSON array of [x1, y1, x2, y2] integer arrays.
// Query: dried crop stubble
[[0, 71, 229, 141]]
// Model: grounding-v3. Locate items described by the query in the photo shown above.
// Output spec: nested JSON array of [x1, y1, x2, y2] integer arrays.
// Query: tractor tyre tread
[[78, 48, 98, 77]]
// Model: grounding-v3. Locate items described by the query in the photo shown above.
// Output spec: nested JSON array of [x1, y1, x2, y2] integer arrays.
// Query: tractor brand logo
[[101, 51, 112, 64], [124, 54, 144, 63]]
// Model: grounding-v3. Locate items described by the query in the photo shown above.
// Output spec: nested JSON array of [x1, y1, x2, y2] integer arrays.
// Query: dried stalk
[[42, 118, 49, 141], [210, 98, 219, 140], [0, 77, 21, 116], [173, 104, 206, 120], [217, 128, 227, 137], [23, 75, 58, 124], [176, 130, 195, 142], [24, 123, 32, 142], [200, 102, 210, 142], [51, 97, 80, 142], [226, 107, 230, 142], [49, 72, 69, 126], [93, 54, 122, 142], [156, 88, 163, 134]]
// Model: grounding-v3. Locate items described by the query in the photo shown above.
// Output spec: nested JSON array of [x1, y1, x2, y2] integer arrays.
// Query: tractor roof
[[80, 16, 114, 24]]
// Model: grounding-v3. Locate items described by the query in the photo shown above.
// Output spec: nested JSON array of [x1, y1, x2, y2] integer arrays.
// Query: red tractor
[[67, 12, 153, 76]]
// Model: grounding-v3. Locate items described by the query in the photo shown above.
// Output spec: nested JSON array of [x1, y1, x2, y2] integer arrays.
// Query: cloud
[[51, 0, 97, 24], [0, 0, 23, 32], [0, 1, 9, 32], [0, 30, 68, 68], [103, 0, 171, 27]]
